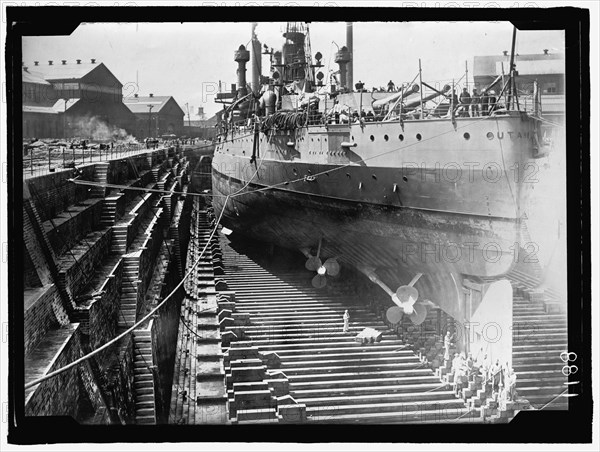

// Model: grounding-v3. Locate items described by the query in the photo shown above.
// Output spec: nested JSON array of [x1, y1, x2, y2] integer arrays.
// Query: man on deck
[[471, 88, 481, 117], [459, 88, 471, 117], [480, 90, 490, 116], [487, 90, 498, 114]]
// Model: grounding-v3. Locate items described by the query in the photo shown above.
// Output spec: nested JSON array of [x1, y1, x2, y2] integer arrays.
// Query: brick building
[[123, 94, 185, 139], [22, 59, 136, 140]]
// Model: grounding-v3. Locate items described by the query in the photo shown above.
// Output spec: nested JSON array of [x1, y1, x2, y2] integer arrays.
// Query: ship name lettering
[[496, 131, 529, 139]]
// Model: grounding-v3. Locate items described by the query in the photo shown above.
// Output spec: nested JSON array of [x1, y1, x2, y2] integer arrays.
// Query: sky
[[22, 21, 564, 119]]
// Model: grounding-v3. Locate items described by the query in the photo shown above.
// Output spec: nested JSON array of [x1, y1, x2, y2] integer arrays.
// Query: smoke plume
[[70, 115, 135, 141]]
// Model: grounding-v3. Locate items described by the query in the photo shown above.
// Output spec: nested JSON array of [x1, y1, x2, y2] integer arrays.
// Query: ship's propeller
[[359, 266, 428, 326], [386, 272, 428, 325], [302, 239, 340, 288]]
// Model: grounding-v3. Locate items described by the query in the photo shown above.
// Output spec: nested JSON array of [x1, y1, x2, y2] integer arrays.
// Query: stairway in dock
[[133, 331, 157, 424], [219, 236, 479, 424], [511, 290, 568, 411]]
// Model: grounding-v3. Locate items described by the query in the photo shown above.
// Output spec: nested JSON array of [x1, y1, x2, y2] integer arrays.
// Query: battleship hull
[[211, 114, 537, 322]]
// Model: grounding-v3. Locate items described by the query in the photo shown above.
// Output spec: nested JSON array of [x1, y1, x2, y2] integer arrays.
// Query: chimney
[[48, 60, 53, 65], [502, 50, 508, 56], [234, 44, 250, 97], [76, 59, 81, 64], [134, 93, 138, 98], [34, 61, 39, 66], [334, 46, 351, 90], [543, 49, 549, 55], [251, 23, 262, 95], [61, 60, 67, 65], [149, 93, 154, 98], [91, 58, 96, 64]]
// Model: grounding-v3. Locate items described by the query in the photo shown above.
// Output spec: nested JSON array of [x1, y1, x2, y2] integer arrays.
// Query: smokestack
[[48, 60, 53, 65], [149, 93, 154, 98], [61, 60, 67, 65], [34, 61, 39, 66], [334, 46, 351, 90], [23, 67, 28, 72], [251, 23, 262, 95], [503, 50, 508, 56], [234, 44, 250, 97], [76, 59, 81, 64], [91, 58, 96, 64], [134, 93, 138, 98], [543, 49, 549, 55], [346, 22, 353, 91]]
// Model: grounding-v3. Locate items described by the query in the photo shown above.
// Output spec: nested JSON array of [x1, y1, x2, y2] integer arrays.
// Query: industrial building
[[22, 59, 136, 140], [123, 94, 185, 138]]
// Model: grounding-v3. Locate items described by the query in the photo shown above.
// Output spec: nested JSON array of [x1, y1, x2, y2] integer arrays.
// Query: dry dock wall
[[22, 146, 193, 423]]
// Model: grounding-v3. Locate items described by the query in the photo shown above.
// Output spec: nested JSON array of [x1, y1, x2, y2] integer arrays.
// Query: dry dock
[[22, 145, 567, 425]]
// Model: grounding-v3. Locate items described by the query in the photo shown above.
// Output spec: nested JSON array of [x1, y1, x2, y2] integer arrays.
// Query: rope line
[[536, 388, 568, 411]]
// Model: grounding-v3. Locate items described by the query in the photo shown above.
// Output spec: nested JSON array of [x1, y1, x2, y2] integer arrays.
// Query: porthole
[[399, 134, 404, 141], [351, 136, 354, 141], [486, 132, 494, 140], [403, 176, 408, 182], [384, 135, 389, 141], [324, 138, 327, 142], [463, 133, 471, 140], [370, 135, 375, 142], [416, 134, 422, 141]]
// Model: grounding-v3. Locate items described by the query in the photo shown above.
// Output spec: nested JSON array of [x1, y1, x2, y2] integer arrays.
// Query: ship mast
[[507, 26, 517, 110], [346, 22, 353, 90]]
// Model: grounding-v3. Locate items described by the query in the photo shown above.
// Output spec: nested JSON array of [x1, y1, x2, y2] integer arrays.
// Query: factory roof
[[22, 98, 81, 115], [123, 95, 182, 114], [22, 69, 51, 85], [23, 105, 60, 114], [473, 52, 565, 77], [21, 61, 122, 85]]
